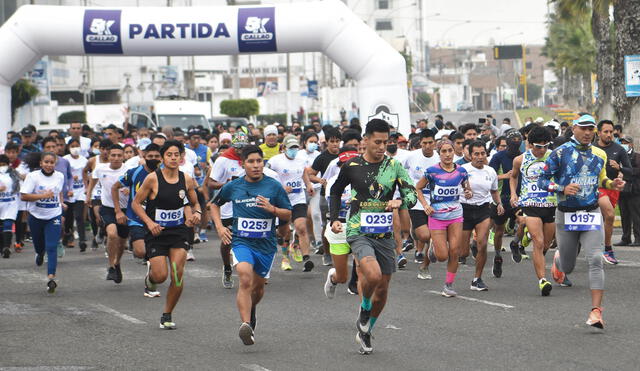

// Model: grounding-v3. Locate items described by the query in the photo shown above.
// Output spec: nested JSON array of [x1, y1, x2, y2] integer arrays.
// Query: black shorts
[[522, 207, 556, 224], [129, 225, 147, 242], [222, 218, 233, 228], [292, 203, 308, 221], [491, 198, 520, 225], [99, 206, 129, 238], [462, 203, 491, 230], [91, 199, 102, 207], [146, 227, 190, 258], [409, 209, 429, 229]]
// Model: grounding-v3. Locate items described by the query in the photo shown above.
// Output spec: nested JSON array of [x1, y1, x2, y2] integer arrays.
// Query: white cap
[[219, 132, 232, 142], [535, 117, 545, 124], [544, 120, 560, 131], [264, 125, 278, 137], [434, 129, 453, 141]]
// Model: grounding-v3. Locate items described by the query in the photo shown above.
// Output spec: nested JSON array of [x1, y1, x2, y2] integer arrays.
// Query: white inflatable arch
[[0, 0, 409, 138]]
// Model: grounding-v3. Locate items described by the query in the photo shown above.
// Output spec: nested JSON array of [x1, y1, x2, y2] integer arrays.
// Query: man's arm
[[329, 165, 349, 223], [112, 181, 127, 224]]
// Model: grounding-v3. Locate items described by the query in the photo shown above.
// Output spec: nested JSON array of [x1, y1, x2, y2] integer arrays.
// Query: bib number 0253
[[237, 217, 273, 238], [360, 212, 393, 234], [564, 211, 601, 231]]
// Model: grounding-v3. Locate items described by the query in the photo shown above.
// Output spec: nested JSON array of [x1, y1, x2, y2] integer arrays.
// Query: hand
[[115, 210, 127, 224], [386, 199, 402, 211], [609, 160, 620, 170], [320, 178, 327, 186], [0, 185, 6, 192], [497, 204, 505, 216], [510, 196, 519, 208], [217, 226, 232, 245], [563, 183, 581, 196], [67, 191, 74, 198], [187, 212, 201, 227], [306, 185, 315, 197], [256, 195, 275, 214], [464, 189, 473, 199], [284, 186, 293, 193], [505, 170, 513, 178], [424, 205, 435, 216], [331, 220, 343, 234], [73, 175, 78, 181], [612, 178, 626, 191], [146, 221, 164, 236], [40, 190, 54, 199]]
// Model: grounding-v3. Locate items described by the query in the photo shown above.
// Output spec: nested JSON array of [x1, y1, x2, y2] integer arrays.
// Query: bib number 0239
[[360, 212, 393, 234]]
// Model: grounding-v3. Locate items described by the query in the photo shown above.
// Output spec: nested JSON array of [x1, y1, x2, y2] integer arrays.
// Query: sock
[[162, 312, 171, 319], [224, 264, 232, 272], [495, 250, 501, 257], [361, 296, 372, 311], [472, 277, 479, 282], [445, 272, 456, 284], [303, 254, 310, 261], [539, 278, 546, 284], [369, 316, 378, 331], [281, 246, 288, 256], [605, 245, 612, 252]]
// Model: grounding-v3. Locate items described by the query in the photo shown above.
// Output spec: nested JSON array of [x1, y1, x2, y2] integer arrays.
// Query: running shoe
[[470, 240, 478, 259], [14, 242, 23, 253], [586, 307, 604, 329], [303, 258, 315, 272], [397, 254, 407, 269], [199, 231, 208, 242], [106, 266, 117, 281], [470, 278, 488, 291], [47, 279, 57, 294], [250, 306, 257, 330], [322, 254, 333, 266], [510, 240, 521, 263], [539, 278, 552, 296], [492, 256, 503, 278], [95, 233, 104, 245], [427, 246, 437, 263], [551, 250, 565, 284], [414, 251, 424, 263], [458, 256, 467, 265], [324, 268, 337, 299], [160, 314, 176, 330], [356, 306, 372, 333], [144, 262, 159, 295], [239, 322, 255, 345], [193, 234, 201, 244], [520, 245, 529, 260], [2, 247, 10, 259], [222, 269, 234, 289], [57, 242, 65, 258], [441, 283, 457, 297], [281, 257, 292, 271], [186, 249, 195, 262], [79, 242, 87, 252], [35, 253, 44, 267], [417, 266, 432, 280], [347, 281, 358, 295], [91, 239, 98, 250], [144, 287, 161, 298], [602, 251, 619, 265], [356, 331, 373, 355], [560, 276, 573, 287], [114, 264, 123, 284], [291, 244, 303, 263], [522, 228, 531, 248], [402, 239, 414, 252]]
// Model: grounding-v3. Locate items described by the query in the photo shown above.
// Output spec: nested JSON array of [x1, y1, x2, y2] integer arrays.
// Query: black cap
[[20, 127, 33, 136]]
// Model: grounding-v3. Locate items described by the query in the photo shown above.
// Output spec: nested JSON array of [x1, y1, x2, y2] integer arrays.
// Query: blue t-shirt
[[424, 163, 469, 220], [215, 176, 292, 254], [489, 150, 519, 198], [119, 165, 150, 227], [187, 143, 209, 165]]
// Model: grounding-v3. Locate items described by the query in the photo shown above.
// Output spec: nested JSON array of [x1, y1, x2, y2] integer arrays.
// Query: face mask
[[506, 139, 521, 156], [286, 148, 299, 158], [70, 147, 81, 156], [145, 159, 161, 171], [92, 148, 100, 155], [622, 144, 631, 153], [481, 135, 491, 143], [387, 144, 398, 154], [0, 166, 8, 173], [306, 143, 318, 152]]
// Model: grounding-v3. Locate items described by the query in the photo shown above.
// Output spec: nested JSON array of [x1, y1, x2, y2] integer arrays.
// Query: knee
[[415, 229, 430, 242], [152, 271, 168, 283], [435, 249, 449, 262], [366, 270, 382, 286], [532, 236, 544, 249], [238, 273, 252, 290], [587, 251, 604, 268]]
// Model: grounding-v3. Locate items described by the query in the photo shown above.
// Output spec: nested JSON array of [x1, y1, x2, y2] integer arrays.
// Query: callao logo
[[241, 16, 272, 41], [87, 18, 118, 43]]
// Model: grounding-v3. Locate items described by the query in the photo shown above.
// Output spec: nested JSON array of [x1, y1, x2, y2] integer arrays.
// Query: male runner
[[132, 140, 201, 329], [539, 114, 624, 328], [83, 139, 111, 249], [211, 145, 291, 345], [330, 119, 417, 354]]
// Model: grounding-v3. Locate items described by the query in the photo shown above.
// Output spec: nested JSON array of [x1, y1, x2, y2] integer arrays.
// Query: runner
[[268, 135, 315, 272], [20, 152, 65, 293], [86, 144, 129, 284], [415, 139, 472, 297], [510, 126, 560, 296], [63, 138, 89, 252], [329, 119, 417, 354], [211, 145, 291, 345], [460, 141, 503, 291], [538, 114, 625, 328], [83, 139, 111, 250], [132, 140, 201, 329], [0, 155, 19, 259]]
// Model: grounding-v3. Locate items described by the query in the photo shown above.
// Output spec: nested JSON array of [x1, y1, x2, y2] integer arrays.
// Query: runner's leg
[[164, 247, 187, 315]]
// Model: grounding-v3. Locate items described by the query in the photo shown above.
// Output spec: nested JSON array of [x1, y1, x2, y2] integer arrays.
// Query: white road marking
[[0, 367, 92, 370], [91, 304, 146, 324], [616, 260, 640, 267], [240, 364, 271, 371], [385, 324, 401, 330], [0, 301, 44, 315], [0, 269, 45, 283], [427, 290, 515, 309], [186, 266, 222, 278]]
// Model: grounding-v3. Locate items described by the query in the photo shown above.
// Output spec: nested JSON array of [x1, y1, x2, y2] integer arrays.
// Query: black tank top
[[146, 169, 187, 230]]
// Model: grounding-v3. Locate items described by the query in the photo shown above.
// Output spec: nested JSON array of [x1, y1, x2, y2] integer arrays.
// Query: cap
[[620, 135, 634, 143], [283, 135, 299, 149], [544, 120, 560, 131], [397, 135, 408, 143], [137, 137, 152, 151], [264, 125, 278, 137], [574, 114, 596, 127], [219, 132, 232, 142], [20, 127, 33, 136], [506, 130, 522, 140], [188, 128, 202, 137], [534, 117, 545, 124]]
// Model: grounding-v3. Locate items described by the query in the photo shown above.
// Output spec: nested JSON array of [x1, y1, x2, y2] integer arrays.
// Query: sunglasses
[[533, 143, 550, 149]]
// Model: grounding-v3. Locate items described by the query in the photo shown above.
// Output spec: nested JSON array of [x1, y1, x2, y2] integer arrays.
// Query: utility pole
[[522, 44, 528, 105]]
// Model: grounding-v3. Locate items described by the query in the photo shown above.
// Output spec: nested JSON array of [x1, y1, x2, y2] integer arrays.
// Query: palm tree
[[612, 0, 640, 133]]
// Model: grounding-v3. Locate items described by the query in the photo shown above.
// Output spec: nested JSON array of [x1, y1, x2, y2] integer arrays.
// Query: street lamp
[[469, 26, 501, 47], [501, 32, 524, 44], [438, 20, 471, 47]]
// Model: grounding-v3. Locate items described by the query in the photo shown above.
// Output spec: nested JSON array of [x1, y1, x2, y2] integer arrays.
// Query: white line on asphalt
[[0, 269, 45, 283], [91, 304, 146, 324], [385, 324, 401, 330], [616, 260, 640, 267], [0, 367, 92, 370], [427, 291, 515, 309], [240, 364, 271, 371]]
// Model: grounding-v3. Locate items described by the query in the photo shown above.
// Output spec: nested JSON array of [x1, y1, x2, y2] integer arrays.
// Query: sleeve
[[396, 162, 417, 210], [119, 169, 133, 187], [206, 148, 212, 164], [311, 155, 324, 173], [488, 152, 501, 173], [209, 159, 228, 183], [491, 168, 499, 190], [92, 167, 99, 179], [538, 149, 562, 193], [212, 182, 232, 206], [21, 173, 35, 194], [274, 182, 292, 210], [329, 163, 350, 223], [620, 148, 632, 174]]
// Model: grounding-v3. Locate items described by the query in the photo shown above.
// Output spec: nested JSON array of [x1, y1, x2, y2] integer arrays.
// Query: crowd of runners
[[2, 112, 629, 353]]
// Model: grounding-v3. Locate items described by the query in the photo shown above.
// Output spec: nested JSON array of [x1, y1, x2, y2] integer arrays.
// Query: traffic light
[[519, 74, 526, 84]]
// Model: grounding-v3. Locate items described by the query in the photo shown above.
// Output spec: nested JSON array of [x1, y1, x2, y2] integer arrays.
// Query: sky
[[422, 0, 550, 47]]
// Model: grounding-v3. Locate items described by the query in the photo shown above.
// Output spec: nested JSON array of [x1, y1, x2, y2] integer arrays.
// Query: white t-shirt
[[63, 154, 88, 202], [297, 149, 321, 189], [185, 148, 198, 166], [391, 149, 411, 166], [92, 165, 128, 208], [404, 150, 440, 209], [0, 172, 18, 220], [209, 155, 245, 219], [461, 163, 498, 205], [16, 162, 30, 211], [65, 136, 92, 158], [124, 155, 142, 170], [21, 170, 65, 220], [267, 153, 307, 206], [91, 158, 110, 200], [322, 158, 340, 182]]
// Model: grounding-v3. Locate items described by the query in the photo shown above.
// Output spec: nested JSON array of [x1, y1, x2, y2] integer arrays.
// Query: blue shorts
[[129, 225, 147, 242], [232, 245, 276, 278]]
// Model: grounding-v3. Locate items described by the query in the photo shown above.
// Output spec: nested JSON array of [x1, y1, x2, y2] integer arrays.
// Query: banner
[[30, 58, 51, 105], [307, 80, 318, 99], [624, 55, 640, 97], [257, 81, 278, 97]]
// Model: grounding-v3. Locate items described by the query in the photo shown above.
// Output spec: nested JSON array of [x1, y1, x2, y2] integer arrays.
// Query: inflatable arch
[[0, 0, 409, 139]]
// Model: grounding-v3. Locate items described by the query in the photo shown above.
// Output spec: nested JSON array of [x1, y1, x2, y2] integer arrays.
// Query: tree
[[612, 0, 640, 134], [11, 79, 39, 123], [518, 83, 542, 102], [58, 111, 86, 124], [414, 91, 431, 112], [219, 99, 259, 118]]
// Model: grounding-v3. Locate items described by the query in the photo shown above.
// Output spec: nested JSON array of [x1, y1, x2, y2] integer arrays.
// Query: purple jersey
[[424, 163, 469, 220]]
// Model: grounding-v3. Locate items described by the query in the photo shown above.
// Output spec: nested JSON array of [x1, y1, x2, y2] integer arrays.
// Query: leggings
[[555, 209, 605, 290], [15, 210, 26, 244], [0, 219, 14, 249], [28, 214, 62, 276], [64, 201, 86, 242]]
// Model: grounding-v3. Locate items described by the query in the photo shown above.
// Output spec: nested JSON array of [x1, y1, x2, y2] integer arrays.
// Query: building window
[[375, 19, 392, 31], [526, 62, 532, 69], [377, 0, 391, 9]]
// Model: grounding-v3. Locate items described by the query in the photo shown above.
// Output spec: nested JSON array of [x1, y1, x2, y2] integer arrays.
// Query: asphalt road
[[1, 228, 640, 370]]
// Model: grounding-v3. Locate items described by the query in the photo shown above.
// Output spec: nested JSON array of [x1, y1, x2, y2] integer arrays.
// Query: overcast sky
[[423, 0, 550, 47]]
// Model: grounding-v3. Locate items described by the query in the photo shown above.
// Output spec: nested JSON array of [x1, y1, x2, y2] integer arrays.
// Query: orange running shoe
[[14, 242, 23, 253], [586, 307, 604, 329], [551, 250, 565, 284]]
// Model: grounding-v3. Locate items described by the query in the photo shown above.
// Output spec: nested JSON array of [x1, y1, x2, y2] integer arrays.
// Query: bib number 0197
[[564, 211, 601, 231]]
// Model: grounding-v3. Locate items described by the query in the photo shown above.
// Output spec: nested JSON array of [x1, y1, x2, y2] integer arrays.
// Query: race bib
[[155, 208, 184, 227], [72, 180, 84, 189], [286, 180, 303, 193], [526, 182, 548, 198], [339, 201, 350, 219], [564, 211, 601, 231], [92, 186, 102, 199], [36, 196, 59, 209], [0, 191, 15, 202], [360, 212, 393, 234], [237, 217, 273, 238], [433, 185, 459, 201]]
